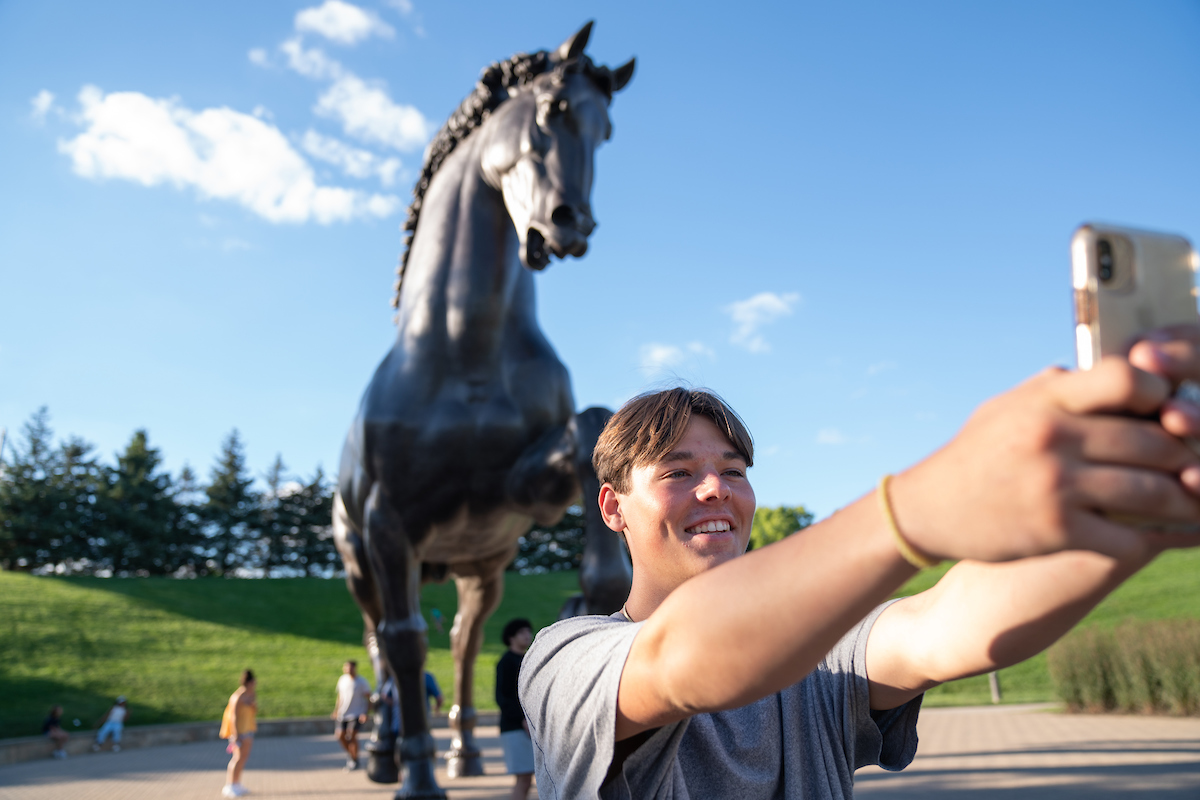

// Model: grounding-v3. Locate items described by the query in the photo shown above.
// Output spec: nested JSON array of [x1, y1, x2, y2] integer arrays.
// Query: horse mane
[[391, 50, 620, 312]]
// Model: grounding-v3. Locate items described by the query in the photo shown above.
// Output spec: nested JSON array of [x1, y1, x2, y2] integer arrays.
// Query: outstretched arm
[[867, 332, 1200, 708], [615, 335, 1200, 741]]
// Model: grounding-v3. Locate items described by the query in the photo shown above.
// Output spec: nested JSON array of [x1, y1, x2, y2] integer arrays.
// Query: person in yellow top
[[219, 670, 257, 798]]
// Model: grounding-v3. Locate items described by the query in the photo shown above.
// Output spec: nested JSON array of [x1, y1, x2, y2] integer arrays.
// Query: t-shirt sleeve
[[817, 599, 922, 772], [519, 615, 647, 800]]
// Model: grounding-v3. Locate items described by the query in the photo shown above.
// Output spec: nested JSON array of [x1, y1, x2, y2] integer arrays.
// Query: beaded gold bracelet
[[878, 474, 940, 570]]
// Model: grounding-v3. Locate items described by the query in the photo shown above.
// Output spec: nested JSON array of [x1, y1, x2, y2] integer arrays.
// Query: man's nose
[[697, 470, 731, 501]]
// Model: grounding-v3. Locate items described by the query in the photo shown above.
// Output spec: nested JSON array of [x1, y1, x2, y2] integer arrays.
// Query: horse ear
[[611, 57, 636, 92], [556, 20, 593, 62]]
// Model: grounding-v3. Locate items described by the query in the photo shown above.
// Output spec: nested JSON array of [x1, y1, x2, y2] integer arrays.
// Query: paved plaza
[[2, 707, 1198, 799]]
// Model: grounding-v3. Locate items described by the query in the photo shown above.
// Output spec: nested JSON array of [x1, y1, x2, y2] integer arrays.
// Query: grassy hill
[[3, 548, 1198, 737]]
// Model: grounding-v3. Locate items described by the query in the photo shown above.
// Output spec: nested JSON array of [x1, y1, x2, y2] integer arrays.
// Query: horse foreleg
[[333, 492, 398, 784], [365, 485, 446, 800], [445, 549, 512, 778]]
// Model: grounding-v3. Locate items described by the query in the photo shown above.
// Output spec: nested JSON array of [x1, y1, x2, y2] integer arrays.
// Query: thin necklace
[[620, 603, 634, 622]]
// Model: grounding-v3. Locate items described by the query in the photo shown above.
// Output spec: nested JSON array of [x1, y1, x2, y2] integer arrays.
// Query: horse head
[[480, 22, 635, 270]]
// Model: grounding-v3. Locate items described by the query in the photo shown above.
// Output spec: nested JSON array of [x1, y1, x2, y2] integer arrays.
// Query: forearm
[[874, 548, 1153, 695], [619, 491, 914, 735]]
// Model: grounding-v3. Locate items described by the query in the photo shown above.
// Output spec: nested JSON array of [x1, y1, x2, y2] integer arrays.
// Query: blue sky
[[2, 1, 1199, 517]]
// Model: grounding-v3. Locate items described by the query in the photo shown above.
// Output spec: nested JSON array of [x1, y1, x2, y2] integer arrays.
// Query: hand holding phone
[[1072, 222, 1200, 531]]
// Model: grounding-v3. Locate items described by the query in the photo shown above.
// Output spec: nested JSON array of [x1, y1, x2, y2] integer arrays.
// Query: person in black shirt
[[496, 618, 534, 800], [42, 705, 69, 759]]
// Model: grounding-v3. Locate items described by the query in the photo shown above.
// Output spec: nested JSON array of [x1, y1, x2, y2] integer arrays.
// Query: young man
[[332, 660, 372, 771], [520, 328, 1200, 798], [496, 618, 535, 800]]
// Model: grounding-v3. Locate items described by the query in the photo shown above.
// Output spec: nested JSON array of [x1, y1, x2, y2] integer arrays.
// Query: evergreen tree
[[0, 409, 105, 572], [259, 454, 290, 573], [278, 466, 337, 576], [103, 430, 196, 575], [202, 430, 260, 575], [510, 503, 587, 573]]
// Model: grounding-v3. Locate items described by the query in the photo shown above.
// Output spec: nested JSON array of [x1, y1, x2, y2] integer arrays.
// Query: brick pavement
[[858, 704, 1200, 799], [0, 725, 534, 800], [3, 706, 1199, 799]]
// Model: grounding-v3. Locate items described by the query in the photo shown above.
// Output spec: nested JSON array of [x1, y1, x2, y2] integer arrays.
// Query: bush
[[1048, 619, 1200, 715]]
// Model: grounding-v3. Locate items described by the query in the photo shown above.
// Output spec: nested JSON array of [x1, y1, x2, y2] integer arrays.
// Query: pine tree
[[0, 409, 106, 572], [288, 467, 337, 576], [260, 454, 290, 574], [103, 430, 195, 575], [202, 430, 260, 575]]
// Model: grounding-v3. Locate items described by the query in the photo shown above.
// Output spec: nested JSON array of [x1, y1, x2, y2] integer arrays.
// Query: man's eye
[[666, 470, 689, 478]]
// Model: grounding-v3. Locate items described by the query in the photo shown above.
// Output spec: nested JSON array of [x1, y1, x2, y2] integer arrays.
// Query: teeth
[[686, 520, 731, 534]]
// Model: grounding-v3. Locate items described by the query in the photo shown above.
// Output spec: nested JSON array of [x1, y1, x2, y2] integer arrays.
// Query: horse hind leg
[[333, 491, 399, 784], [445, 549, 512, 778], [561, 406, 631, 618]]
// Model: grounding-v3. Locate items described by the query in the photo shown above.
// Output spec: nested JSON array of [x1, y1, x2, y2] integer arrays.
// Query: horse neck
[[395, 135, 531, 372]]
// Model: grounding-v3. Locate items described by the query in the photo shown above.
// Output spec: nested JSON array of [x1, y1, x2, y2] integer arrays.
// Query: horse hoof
[[445, 752, 485, 778], [367, 752, 400, 784], [394, 758, 446, 799]]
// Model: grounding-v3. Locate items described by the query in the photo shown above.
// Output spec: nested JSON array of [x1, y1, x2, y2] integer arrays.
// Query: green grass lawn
[[3, 548, 1197, 737], [0, 569, 580, 738], [893, 547, 1200, 707]]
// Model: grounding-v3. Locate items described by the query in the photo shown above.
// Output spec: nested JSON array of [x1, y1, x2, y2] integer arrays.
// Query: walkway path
[[2, 706, 1198, 799], [0, 724, 535, 800]]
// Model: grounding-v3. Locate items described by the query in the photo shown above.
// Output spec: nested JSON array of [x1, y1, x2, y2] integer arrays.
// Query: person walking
[[219, 670, 257, 798], [42, 705, 69, 759], [331, 660, 371, 771], [496, 618, 535, 800], [91, 696, 128, 753]]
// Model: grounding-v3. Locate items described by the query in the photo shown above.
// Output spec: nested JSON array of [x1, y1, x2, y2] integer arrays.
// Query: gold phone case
[[1071, 222, 1200, 532]]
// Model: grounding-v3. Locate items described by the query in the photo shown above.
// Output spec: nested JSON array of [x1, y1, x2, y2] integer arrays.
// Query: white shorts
[[500, 729, 534, 775]]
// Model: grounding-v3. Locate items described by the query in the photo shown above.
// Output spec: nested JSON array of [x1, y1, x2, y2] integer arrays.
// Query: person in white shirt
[[91, 696, 128, 753], [332, 660, 372, 771]]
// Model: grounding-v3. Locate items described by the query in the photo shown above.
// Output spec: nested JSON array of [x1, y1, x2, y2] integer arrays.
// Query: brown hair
[[593, 388, 754, 494], [241, 669, 255, 686]]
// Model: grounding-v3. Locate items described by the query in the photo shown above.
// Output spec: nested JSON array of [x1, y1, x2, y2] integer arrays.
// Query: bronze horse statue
[[333, 23, 634, 799]]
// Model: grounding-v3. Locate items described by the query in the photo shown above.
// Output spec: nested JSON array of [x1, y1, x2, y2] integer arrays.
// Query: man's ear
[[598, 483, 626, 533]]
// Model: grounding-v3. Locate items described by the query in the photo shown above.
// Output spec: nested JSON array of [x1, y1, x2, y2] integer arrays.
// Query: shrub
[[1048, 619, 1200, 715]]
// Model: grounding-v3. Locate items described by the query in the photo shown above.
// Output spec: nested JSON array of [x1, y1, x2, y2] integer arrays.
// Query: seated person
[[43, 705, 69, 759], [520, 328, 1200, 799]]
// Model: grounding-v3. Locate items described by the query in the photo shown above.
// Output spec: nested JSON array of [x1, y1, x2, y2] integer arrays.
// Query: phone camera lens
[[1097, 239, 1114, 282]]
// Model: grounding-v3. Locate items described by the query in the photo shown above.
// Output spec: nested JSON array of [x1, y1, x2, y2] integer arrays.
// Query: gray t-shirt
[[519, 601, 920, 800]]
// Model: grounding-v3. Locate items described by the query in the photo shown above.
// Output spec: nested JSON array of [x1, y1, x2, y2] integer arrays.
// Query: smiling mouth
[[685, 520, 732, 534]]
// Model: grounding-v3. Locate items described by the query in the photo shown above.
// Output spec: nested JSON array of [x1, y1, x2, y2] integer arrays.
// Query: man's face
[[601, 416, 756, 591], [344, 663, 354, 675], [511, 627, 533, 654]]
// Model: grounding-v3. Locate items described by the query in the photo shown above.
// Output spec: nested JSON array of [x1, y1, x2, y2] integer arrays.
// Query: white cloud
[[248, 48, 270, 67], [382, 0, 426, 37], [280, 37, 346, 81], [816, 428, 846, 445], [301, 130, 402, 185], [295, 0, 394, 45], [866, 360, 897, 376], [278, 38, 430, 152], [638, 341, 715, 376], [58, 86, 401, 224], [725, 291, 800, 353], [316, 74, 430, 151], [30, 90, 56, 123], [641, 343, 685, 373]]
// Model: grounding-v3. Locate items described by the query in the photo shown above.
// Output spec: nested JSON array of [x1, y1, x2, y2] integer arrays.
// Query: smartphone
[[1071, 222, 1200, 531], [1072, 223, 1199, 369]]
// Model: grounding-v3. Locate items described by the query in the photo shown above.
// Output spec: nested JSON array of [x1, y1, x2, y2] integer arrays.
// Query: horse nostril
[[551, 205, 576, 228]]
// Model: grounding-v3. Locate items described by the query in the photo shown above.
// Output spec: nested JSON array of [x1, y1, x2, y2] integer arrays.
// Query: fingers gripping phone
[[1072, 222, 1200, 530]]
